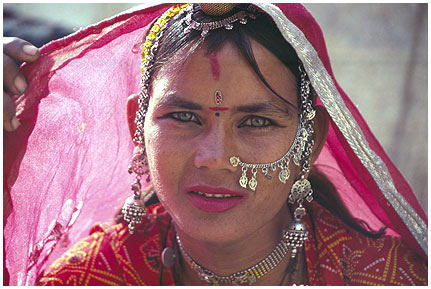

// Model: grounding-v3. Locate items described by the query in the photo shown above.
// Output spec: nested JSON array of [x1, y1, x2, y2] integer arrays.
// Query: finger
[[3, 54, 27, 95], [3, 37, 40, 63], [3, 92, 20, 132]]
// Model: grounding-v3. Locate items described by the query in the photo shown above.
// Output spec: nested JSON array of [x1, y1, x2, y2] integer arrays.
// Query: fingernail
[[23, 44, 38, 56], [11, 116, 21, 130], [14, 75, 27, 94]]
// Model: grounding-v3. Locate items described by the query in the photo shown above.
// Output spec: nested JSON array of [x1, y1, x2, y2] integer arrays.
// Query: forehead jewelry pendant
[[214, 89, 223, 106]]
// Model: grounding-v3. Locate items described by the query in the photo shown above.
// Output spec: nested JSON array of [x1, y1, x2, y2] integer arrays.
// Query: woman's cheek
[[145, 122, 188, 200], [146, 129, 173, 206]]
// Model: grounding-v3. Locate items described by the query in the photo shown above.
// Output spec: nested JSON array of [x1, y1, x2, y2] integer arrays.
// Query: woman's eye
[[239, 116, 273, 128], [169, 112, 200, 124]]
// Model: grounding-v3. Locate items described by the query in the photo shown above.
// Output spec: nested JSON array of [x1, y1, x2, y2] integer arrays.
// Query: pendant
[[161, 247, 175, 267], [262, 167, 272, 180], [232, 272, 257, 285], [122, 196, 146, 234], [248, 168, 258, 191], [284, 219, 308, 259], [278, 168, 290, 183], [239, 167, 248, 188], [248, 177, 257, 191], [198, 271, 219, 286], [289, 178, 312, 203], [239, 175, 248, 188]]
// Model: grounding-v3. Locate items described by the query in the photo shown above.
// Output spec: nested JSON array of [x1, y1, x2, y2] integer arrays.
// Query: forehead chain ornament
[[134, 4, 188, 145], [182, 4, 258, 37], [229, 66, 316, 191]]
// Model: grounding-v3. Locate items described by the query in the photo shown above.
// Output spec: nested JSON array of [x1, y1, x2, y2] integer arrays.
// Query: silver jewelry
[[230, 66, 314, 260], [177, 231, 292, 286], [122, 146, 149, 234], [134, 6, 187, 145], [130, 6, 188, 234], [131, 5, 189, 232], [229, 65, 315, 191], [284, 66, 315, 258], [284, 175, 313, 259], [182, 4, 257, 38]]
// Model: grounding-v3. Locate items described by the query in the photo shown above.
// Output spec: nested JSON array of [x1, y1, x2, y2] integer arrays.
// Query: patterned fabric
[[38, 203, 427, 286], [37, 204, 175, 286], [303, 203, 427, 285]]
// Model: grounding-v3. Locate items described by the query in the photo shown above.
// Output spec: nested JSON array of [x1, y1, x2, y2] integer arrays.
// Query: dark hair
[[136, 4, 385, 238], [149, 4, 301, 109]]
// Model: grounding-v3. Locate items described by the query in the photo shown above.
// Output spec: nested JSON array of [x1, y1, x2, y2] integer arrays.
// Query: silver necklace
[[176, 231, 292, 286]]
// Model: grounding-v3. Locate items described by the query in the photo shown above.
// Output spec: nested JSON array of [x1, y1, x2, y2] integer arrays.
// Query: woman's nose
[[193, 126, 236, 172]]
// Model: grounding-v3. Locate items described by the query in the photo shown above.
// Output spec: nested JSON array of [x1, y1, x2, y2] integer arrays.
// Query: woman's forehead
[[153, 38, 298, 107]]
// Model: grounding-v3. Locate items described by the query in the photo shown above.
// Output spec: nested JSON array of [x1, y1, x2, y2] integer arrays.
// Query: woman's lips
[[185, 185, 247, 213]]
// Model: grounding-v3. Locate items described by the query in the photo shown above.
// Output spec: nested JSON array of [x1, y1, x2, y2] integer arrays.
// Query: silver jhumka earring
[[230, 65, 315, 258], [122, 146, 149, 234], [123, 5, 188, 234], [284, 66, 315, 258]]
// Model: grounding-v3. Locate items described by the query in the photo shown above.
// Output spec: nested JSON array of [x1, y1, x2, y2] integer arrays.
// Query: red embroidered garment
[[37, 203, 427, 286]]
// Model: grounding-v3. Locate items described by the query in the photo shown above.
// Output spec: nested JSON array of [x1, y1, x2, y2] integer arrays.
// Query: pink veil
[[4, 3, 427, 286]]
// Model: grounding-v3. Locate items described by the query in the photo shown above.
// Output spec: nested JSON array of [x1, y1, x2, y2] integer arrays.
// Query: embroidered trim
[[254, 3, 427, 255]]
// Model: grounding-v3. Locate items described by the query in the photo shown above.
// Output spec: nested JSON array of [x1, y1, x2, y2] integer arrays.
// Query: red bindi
[[209, 53, 220, 80]]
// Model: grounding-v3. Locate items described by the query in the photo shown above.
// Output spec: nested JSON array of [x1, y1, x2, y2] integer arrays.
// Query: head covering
[[4, 3, 427, 286]]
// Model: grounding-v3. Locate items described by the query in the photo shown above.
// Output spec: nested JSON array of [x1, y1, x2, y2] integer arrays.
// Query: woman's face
[[144, 38, 300, 243]]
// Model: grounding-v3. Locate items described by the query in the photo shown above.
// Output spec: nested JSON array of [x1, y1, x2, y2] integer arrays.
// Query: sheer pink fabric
[[276, 3, 427, 250], [4, 3, 427, 286]]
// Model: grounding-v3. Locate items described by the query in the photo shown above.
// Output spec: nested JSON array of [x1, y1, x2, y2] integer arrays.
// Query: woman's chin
[[171, 210, 254, 244]]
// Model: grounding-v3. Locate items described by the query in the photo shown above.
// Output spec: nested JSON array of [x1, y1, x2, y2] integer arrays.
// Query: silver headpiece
[[182, 4, 258, 38]]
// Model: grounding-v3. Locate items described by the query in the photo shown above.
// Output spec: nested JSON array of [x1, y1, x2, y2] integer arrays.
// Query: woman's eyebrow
[[156, 93, 203, 110], [233, 102, 293, 115], [156, 94, 296, 115]]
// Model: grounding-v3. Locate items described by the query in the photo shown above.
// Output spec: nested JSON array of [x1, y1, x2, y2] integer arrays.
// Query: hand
[[3, 37, 40, 131]]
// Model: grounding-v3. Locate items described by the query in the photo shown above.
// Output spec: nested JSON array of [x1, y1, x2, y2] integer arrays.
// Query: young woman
[[4, 4, 427, 285]]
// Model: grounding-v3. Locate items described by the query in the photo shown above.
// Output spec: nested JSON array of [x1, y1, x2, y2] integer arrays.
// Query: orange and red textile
[[38, 203, 427, 286]]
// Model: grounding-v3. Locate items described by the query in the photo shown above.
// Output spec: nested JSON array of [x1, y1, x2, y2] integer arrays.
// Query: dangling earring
[[122, 5, 187, 234], [284, 175, 313, 259], [122, 145, 150, 234], [284, 65, 315, 259]]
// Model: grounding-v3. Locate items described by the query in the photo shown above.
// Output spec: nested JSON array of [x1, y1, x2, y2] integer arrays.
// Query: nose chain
[[229, 64, 315, 192]]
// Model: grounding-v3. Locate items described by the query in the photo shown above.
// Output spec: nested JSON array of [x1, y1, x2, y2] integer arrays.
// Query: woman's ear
[[309, 105, 329, 165], [126, 93, 139, 144]]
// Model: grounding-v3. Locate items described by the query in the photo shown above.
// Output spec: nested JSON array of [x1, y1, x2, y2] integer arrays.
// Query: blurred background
[[3, 3, 427, 213]]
